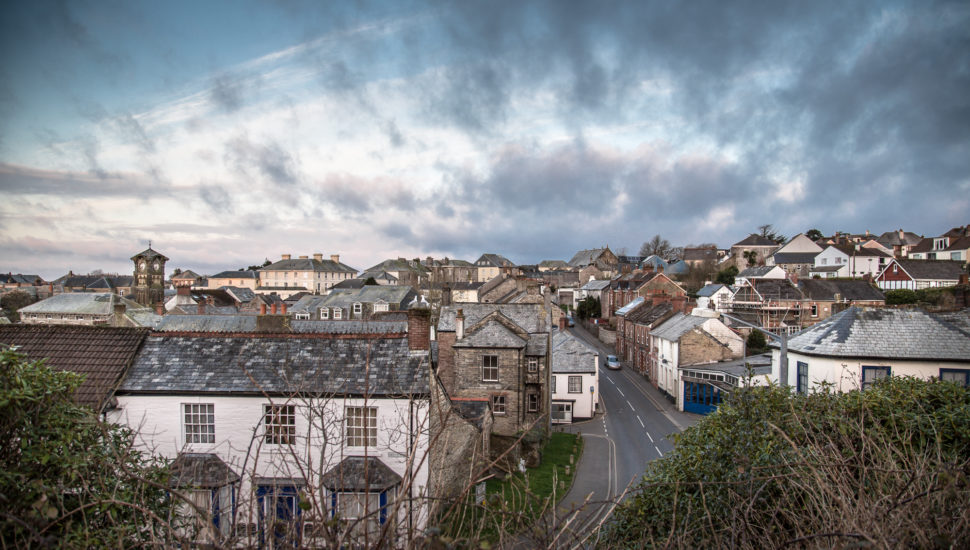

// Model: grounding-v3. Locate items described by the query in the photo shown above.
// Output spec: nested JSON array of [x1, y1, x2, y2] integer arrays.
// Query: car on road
[[606, 354, 621, 370], [567, 316, 575, 327]]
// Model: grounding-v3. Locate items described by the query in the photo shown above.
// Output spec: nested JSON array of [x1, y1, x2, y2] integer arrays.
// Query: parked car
[[606, 355, 621, 370], [567, 316, 575, 327]]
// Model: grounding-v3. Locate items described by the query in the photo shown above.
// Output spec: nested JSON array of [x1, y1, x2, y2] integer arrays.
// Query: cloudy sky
[[2, 0, 968, 279]]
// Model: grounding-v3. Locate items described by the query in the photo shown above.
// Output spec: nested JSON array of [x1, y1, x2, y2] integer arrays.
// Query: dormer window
[[934, 238, 949, 251], [319, 308, 329, 319], [353, 302, 362, 316], [333, 308, 342, 320]]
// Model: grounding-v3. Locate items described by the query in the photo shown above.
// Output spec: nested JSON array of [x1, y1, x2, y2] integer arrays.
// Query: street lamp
[[719, 312, 790, 387]]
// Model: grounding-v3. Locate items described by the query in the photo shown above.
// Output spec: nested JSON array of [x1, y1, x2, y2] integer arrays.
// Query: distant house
[[538, 260, 569, 272], [797, 279, 885, 323], [290, 285, 418, 321], [678, 353, 773, 415], [682, 246, 719, 269], [735, 265, 787, 284], [875, 229, 923, 258], [365, 258, 430, 289], [810, 244, 892, 279], [908, 225, 970, 264], [258, 253, 357, 295], [775, 307, 970, 394], [54, 273, 135, 296], [421, 257, 477, 285], [729, 279, 804, 334], [730, 234, 781, 269], [473, 254, 516, 282], [567, 247, 618, 274], [550, 328, 599, 423], [0, 273, 45, 289], [601, 270, 687, 322], [875, 259, 967, 290], [171, 270, 204, 288], [696, 283, 733, 312], [18, 292, 161, 328], [206, 270, 259, 291], [615, 298, 677, 378]]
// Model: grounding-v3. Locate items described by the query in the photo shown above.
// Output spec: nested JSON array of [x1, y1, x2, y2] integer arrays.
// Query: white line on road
[[646, 431, 654, 443], [626, 400, 635, 411], [607, 377, 615, 385], [655, 446, 663, 457], [617, 388, 625, 397], [636, 415, 644, 428]]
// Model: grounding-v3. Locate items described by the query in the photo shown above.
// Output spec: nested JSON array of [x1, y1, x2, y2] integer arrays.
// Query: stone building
[[132, 246, 168, 307]]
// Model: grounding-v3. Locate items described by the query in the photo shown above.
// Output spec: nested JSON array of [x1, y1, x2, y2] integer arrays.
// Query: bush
[[715, 265, 739, 285], [885, 288, 918, 305], [746, 330, 767, 354], [604, 377, 970, 548]]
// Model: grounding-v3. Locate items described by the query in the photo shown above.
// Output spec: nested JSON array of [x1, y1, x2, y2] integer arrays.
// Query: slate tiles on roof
[[798, 280, 885, 302], [451, 398, 490, 429], [568, 248, 607, 267], [210, 270, 258, 279], [893, 259, 967, 280], [651, 313, 707, 342], [737, 266, 778, 278], [581, 279, 611, 291], [262, 258, 357, 273], [131, 247, 168, 261], [321, 456, 402, 491], [439, 304, 546, 333], [0, 325, 149, 410], [627, 301, 674, 325], [749, 279, 803, 301], [615, 297, 645, 317], [733, 234, 779, 247], [551, 329, 597, 373], [119, 334, 428, 396], [19, 293, 148, 315], [772, 252, 819, 264], [783, 307, 970, 361], [169, 453, 240, 489], [697, 283, 726, 297], [454, 321, 526, 349]]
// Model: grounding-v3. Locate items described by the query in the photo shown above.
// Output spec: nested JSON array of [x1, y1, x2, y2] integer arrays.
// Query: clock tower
[[131, 245, 169, 307]]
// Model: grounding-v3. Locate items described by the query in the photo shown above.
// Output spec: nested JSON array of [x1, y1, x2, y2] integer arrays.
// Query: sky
[[1, 0, 968, 280]]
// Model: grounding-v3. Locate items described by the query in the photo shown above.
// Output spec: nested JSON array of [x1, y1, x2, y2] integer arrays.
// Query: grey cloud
[[383, 119, 405, 148], [198, 183, 234, 215], [113, 112, 156, 154], [0, 163, 170, 199], [210, 73, 245, 112], [223, 135, 300, 188]]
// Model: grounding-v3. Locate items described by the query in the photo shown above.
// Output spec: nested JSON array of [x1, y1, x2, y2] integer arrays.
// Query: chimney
[[657, 264, 664, 273], [113, 303, 126, 316], [671, 295, 687, 313], [260, 303, 267, 315], [281, 303, 288, 315], [958, 273, 968, 285], [197, 300, 205, 315], [313, 253, 323, 261], [456, 308, 465, 340], [407, 308, 431, 351], [177, 283, 191, 296], [299, 255, 308, 259], [331, 254, 340, 263], [898, 229, 904, 240], [442, 284, 452, 306], [272, 303, 278, 314], [282, 254, 291, 260], [155, 303, 164, 315]]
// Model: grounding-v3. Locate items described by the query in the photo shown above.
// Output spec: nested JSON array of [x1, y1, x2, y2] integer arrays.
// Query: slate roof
[[798, 280, 885, 302], [317, 285, 416, 310], [888, 259, 966, 281], [697, 284, 727, 297], [210, 270, 259, 280], [810, 265, 845, 273], [737, 266, 782, 278], [615, 297, 645, 317], [169, 453, 240, 489], [439, 304, 547, 333], [683, 247, 718, 262], [539, 260, 568, 269], [332, 279, 368, 290], [551, 329, 597, 373], [221, 286, 256, 303], [781, 307, 970, 361], [568, 248, 609, 267], [366, 258, 430, 275], [261, 257, 357, 274], [475, 253, 515, 268], [526, 334, 548, 356], [680, 353, 773, 378], [733, 234, 779, 247], [321, 457, 402, 491], [651, 313, 708, 342], [1, 273, 44, 284], [172, 270, 201, 280], [18, 292, 149, 316], [454, 320, 526, 349], [580, 279, 611, 291], [0, 325, 149, 410], [450, 398, 490, 429], [665, 259, 690, 274], [130, 247, 169, 261], [746, 279, 803, 301], [772, 252, 819, 264], [876, 230, 922, 247], [119, 334, 429, 396], [627, 301, 675, 325], [826, 244, 891, 258]]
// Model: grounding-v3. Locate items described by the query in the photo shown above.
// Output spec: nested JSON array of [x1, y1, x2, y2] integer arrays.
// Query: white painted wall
[[772, 350, 970, 393], [108, 394, 430, 534], [777, 234, 824, 254]]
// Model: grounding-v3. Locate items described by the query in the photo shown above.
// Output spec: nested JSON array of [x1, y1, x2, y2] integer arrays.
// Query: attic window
[[353, 302, 362, 315], [319, 308, 329, 319], [333, 308, 342, 320]]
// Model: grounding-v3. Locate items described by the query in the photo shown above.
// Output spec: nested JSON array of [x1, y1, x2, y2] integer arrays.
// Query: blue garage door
[[684, 381, 722, 415]]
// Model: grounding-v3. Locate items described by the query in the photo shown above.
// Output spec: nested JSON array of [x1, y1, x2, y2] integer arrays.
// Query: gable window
[[551, 375, 556, 393], [482, 355, 499, 382], [861, 366, 891, 390], [527, 393, 539, 412], [353, 302, 362, 316], [264, 404, 296, 445], [319, 308, 329, 319], [568, 375, 582, 393], [810, 305, 818, 317], [796, 362, 809, 394], [940, 369, 970, 387], [333, 308, 342, 320], [345, 407, 377, 447], [491, 395, 506, 415], [183, 403, 215, 444], [528, 357, 538, 373]]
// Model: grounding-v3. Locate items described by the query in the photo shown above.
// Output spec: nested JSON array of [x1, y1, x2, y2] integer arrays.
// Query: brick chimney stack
[[176, 281, 191, 296], [197, 300, 205, 315], [407, 308, 431, 351], [272, 303, 278, 314], [281, 303, 288, 315], [282, 254, 291, 260], [313, 253, 323, 261], [331, 254, 340, 263], [442, 284, 452, 306], [260, 303, 267, 315], [671, 295, 687, 313]]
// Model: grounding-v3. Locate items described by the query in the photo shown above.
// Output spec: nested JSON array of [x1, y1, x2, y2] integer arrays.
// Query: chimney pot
[[260, 303, 267, 315], [282, 303, 288, 315], [282, 254, 291, 260], [456, 308, 465, 340], [198, 300, 205, 315], [313, 253, 323, 261], [299, 255, 308, 259], [272, 303, 278, 314]]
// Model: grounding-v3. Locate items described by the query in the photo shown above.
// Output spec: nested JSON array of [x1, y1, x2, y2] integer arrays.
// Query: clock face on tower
[[152, 260, 160, 271], [138, 260, 147, 272]]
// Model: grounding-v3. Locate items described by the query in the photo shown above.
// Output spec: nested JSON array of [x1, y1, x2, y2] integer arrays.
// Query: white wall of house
[[700, 318, 745, 357], [710, 286, 734, 312], [773, 350, 970, 393], [550, 371, 598, 421], [653, 335, 680, 397], [777, 234, 824, 254], [108, 394, 430, 533]]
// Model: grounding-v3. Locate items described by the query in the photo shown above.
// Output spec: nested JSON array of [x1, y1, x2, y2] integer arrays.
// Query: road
[[552, 322, 698, 545]]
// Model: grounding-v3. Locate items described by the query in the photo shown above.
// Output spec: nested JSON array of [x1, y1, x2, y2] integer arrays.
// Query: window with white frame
[[345, 406, 377, 447], [551, 375, 556, 393], [353, 302, 362, 316], [333, 308, 342, 320], [264, 404, 296, 445], [373, 302, 389, 312], [491, 394, 506, 414], [568, 375, 582, 393], [527, 393, 539, 412], [183, 403, 215, 444], [811, 304, 818, 317], [528, 357, 538, 373], [482, 355, 498, 382], [319, 307, 329, 319]]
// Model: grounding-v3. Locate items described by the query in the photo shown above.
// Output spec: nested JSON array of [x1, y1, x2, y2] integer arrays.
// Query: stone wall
[[454, 347, 523, 435], [598, 327, 616, 346], [679, 328, 733, 366]]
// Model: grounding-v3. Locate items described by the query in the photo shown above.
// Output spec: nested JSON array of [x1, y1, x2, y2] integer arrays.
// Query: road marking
[[607, 377, 615, 385], [617, 388, 625, 397], [646, 431, 654, 443], [636, 415, 644, 428], [655, 446, 663, 457], [626, 400, 635, 411]]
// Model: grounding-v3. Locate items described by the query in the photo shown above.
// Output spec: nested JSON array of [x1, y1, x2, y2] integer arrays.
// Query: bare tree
[[639, 235, 674, 259]]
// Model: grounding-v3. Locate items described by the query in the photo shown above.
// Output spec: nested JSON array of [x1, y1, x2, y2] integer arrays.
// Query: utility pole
[[720, 312, 789, 387]]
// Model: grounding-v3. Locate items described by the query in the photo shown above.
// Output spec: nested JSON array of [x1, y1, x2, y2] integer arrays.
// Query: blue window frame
[[940, 369, 970, 387], [862, 365, 891, 389], [796, 361, 809, 394]]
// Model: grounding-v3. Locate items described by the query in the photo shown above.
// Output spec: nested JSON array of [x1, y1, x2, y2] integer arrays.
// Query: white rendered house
[[109, 326, 432, 547], [550, 328, 599, 423]]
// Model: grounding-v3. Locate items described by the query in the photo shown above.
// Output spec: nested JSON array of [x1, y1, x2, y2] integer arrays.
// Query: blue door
[[257, 485, 302, 549], [683, 381, 722, 415]]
